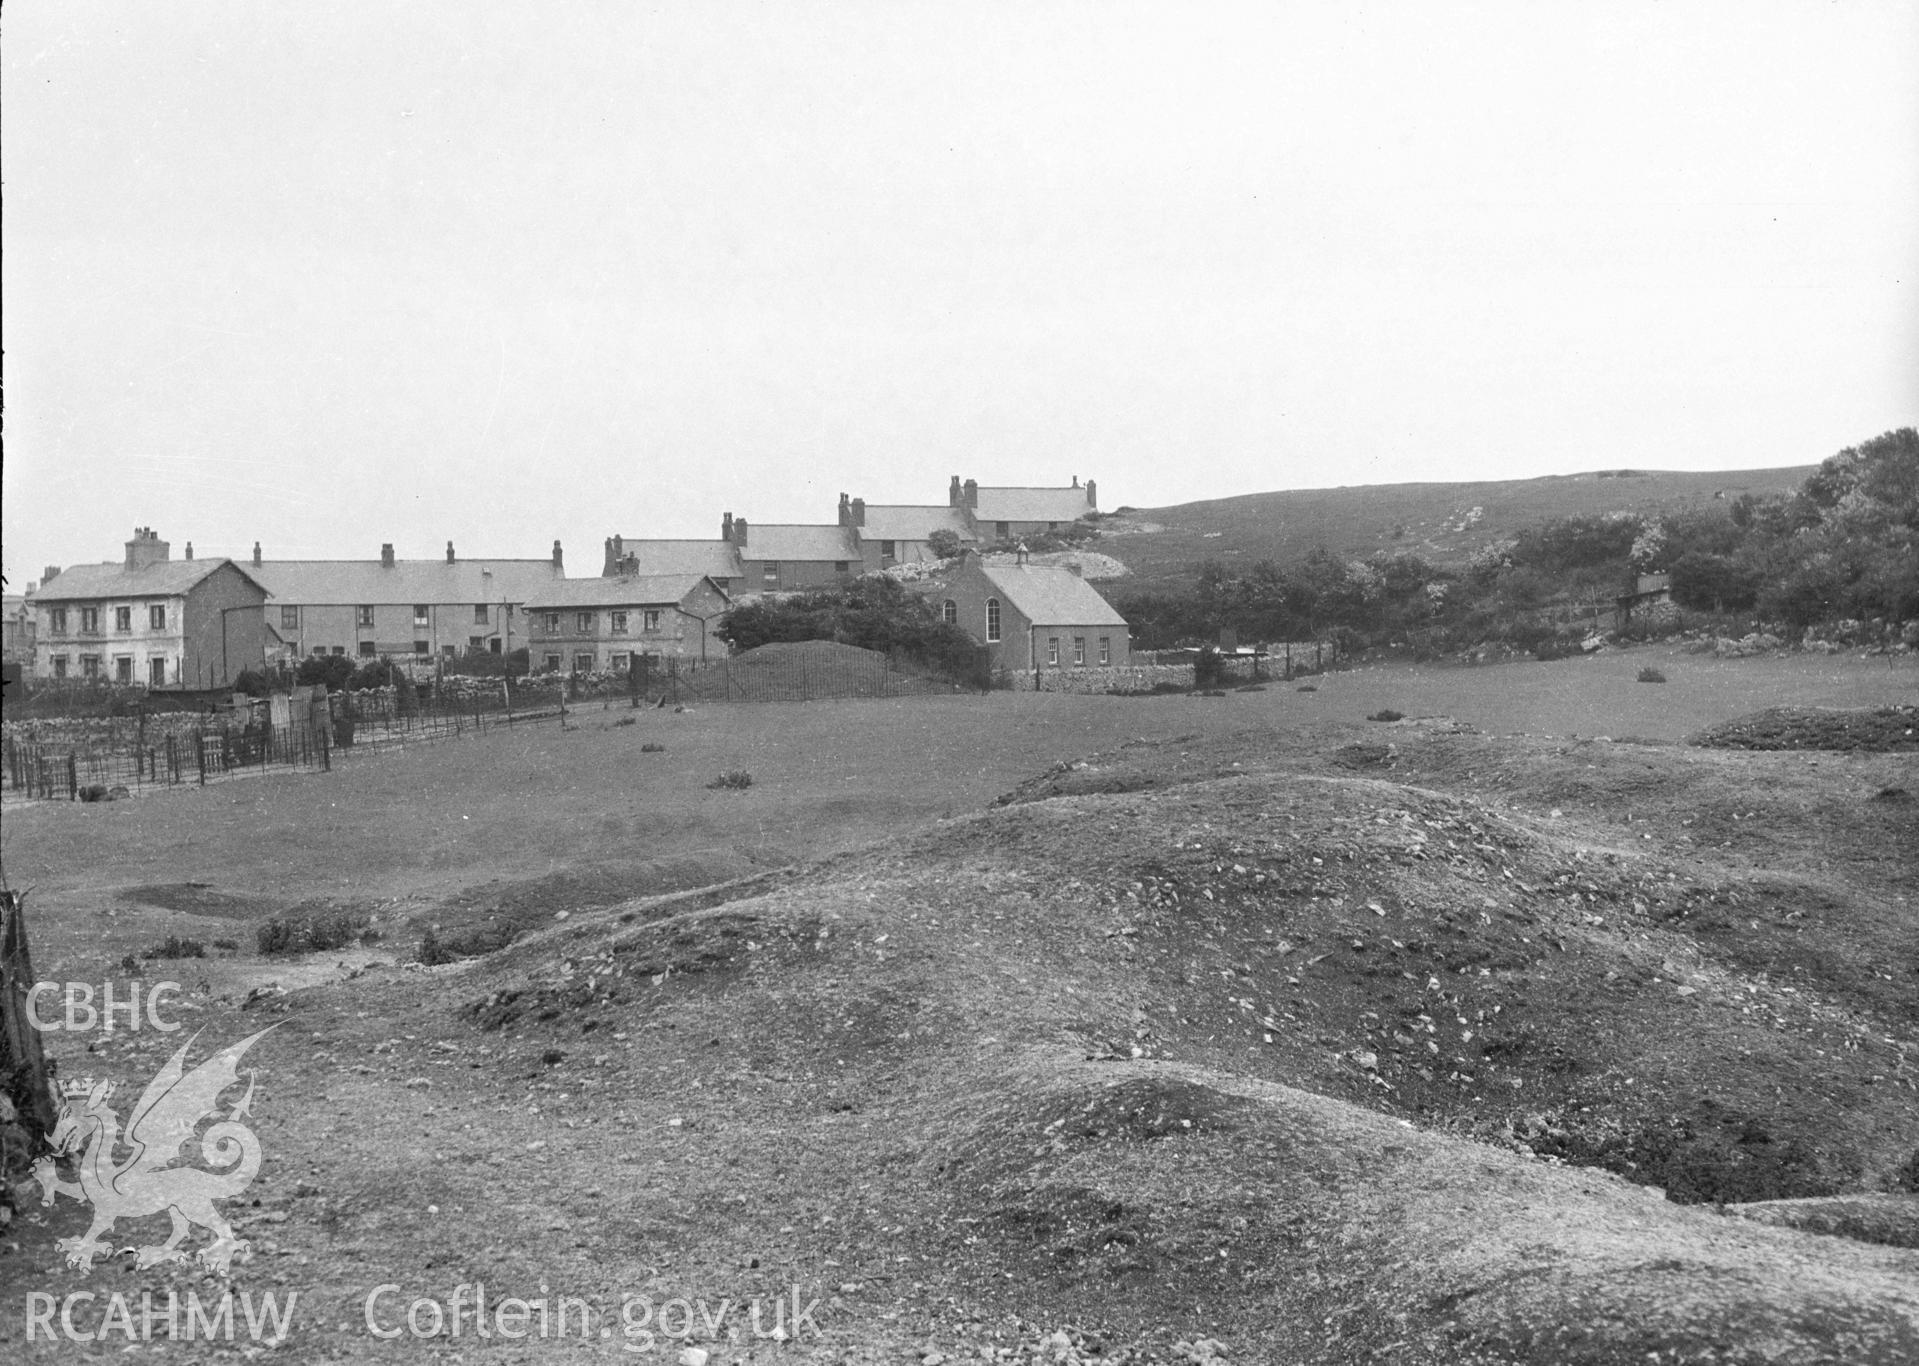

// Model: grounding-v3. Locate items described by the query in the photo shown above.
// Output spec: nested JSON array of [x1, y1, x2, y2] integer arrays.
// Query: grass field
[[2, 650, 1915, 1364]]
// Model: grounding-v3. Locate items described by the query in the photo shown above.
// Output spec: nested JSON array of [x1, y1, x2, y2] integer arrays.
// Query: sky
[[5, 1, 1916, 584]]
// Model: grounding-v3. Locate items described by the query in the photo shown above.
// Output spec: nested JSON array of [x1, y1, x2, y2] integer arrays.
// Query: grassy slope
[[5, 660, 1917, 1364], [1102, 466, 1813, 591]]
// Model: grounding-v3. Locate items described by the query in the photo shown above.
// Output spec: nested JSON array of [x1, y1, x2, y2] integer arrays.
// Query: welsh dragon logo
[[33, 1028, 274, 1274]]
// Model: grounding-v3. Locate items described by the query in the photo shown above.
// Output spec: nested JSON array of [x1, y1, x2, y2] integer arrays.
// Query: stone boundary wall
[[1005, 663, 1192, 694]]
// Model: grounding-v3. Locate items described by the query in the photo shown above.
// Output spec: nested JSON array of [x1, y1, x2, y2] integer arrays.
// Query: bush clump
[[1368, 709, 1405, 722], [257, 913, 369, 955], [708, 770, 754, 790], [1638, 667, 1668, 684], [717, 575, 985, 687], [142, 936, 206, 960], [641, 742, 666, 753]]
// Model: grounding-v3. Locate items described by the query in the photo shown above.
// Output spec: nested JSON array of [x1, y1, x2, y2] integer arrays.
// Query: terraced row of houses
[[12, 476, 1124, 688]]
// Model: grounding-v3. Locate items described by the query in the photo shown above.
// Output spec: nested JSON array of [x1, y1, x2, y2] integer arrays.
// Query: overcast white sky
[[5, 2, 1916, 582]]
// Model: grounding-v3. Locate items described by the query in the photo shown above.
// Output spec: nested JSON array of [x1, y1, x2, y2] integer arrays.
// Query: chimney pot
[[252, 542, 262, 567], [838, 493, 851, 526], [949, 475, 962, 507], [185, 542, 194, 560], [447, 540, 456, 564], [552, 540, 564, 570], [722, 512, 734, 543]]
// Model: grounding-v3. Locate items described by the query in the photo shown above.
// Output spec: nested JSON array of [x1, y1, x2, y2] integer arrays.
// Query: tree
[[1668, 552, 1758, 613], [295, 654, 357, 692], [926, 529, 962, 559]]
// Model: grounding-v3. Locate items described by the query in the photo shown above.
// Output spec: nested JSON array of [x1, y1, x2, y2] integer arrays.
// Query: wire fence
[[523, 643, 979, 709], [3, 698, 555, 803]]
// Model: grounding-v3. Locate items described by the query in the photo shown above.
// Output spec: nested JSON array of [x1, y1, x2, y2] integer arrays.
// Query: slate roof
[[246, 559, 562, 605], [971, 487, 1095, 525], [605, 541, 746, 580], [523, 576, 724, 611], [979, 563, 1128, 628], [736, 525, 861, 561], [33, 559, 265, 602], [858, 506, 976, 543]]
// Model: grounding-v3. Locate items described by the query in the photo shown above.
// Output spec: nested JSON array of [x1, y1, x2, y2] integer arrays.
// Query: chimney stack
[[949, 475, 962, 507], [850, 498, 865, 527], [43, 565, 61, 585], [838, 493, 851, 526], [185, 542, 194, 561], [552, 540, 564, 571], [734, 518, 748, 546], [1072, 475, 1079, 488], [125, 528, 171, 572], [721, 512, 734, 543], [963, 479, 978, 509], [1085, 479, 1097, 508], [252, 542, 262, 567], [447, 540, 456, 565], [381, 543, 396, 568]]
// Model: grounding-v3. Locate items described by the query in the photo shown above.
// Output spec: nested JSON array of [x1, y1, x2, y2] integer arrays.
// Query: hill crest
[[1102, 465, 1813, 589]]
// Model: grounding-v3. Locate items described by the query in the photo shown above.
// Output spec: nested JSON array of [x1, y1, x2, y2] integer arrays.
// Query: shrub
[[1297, 684, 1317, 692], [142, 936, 206, 960], [641, 742, 666, 753], [1193, 646, 1225, 688], [708, 770, 753, 790], [926, 529, 963, 559], [296, 653, 358, 692], [257, 912, 367, 955], [1368, 709, 1405, 722], [1638, 667, 1668, 684], [418, 926, 455, 967]]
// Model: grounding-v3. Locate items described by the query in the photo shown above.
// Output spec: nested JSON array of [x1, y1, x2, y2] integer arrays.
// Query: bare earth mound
[[1690, 705, 1919, 752], [9, 706, 1916, 1363]]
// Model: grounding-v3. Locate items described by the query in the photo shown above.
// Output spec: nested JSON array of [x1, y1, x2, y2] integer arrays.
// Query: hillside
[[1101, 466, 1813, 590]]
